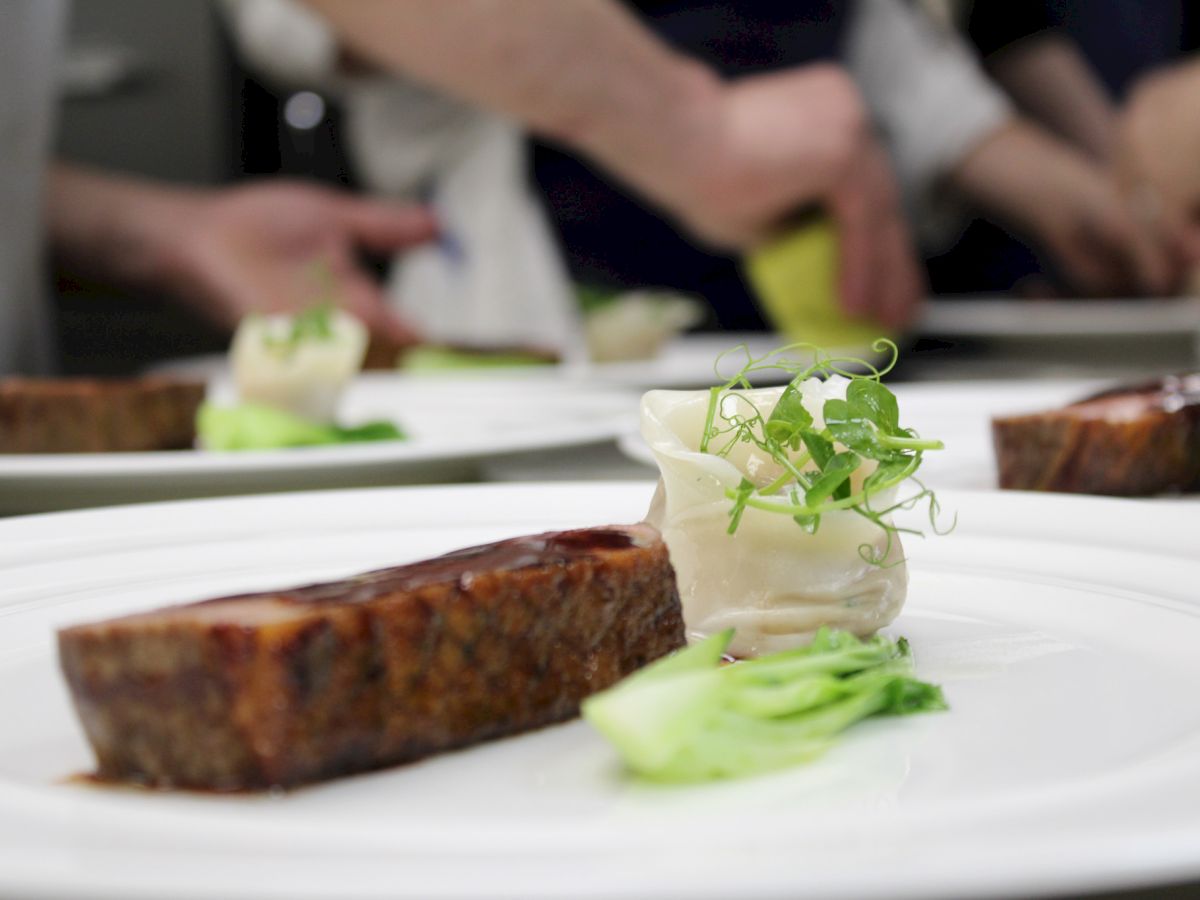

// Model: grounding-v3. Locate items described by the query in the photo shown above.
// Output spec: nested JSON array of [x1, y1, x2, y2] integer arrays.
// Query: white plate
[[920, 296, 1200, 339], [2, 482, 1199, 899], [563, 333, 883, 388], [0, 374, 637, 515], [154, 333, 883, 391]]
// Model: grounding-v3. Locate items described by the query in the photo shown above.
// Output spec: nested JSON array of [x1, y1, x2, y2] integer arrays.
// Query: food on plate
[[230, 304, 368, 423], [398, 343, 559, 372], [0, 377, 204, 454], [992, 373, 1200, 495], [641, 342, 945, 659], [58, 524, 684, 791], [363, 329, 559, 372], [581, 287, 705, 363], [196, 403, 405, 451], [199, 305, 405, 451], [583, 626, 945, 782]]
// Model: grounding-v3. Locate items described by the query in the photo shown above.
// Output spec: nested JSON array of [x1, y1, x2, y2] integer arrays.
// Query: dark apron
[[532, 1, 850, 329]]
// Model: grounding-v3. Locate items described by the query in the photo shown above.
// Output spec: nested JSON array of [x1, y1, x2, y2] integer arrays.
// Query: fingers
[[334, 198, 440, 253], [1178, 223, 1200, 268], [862, 145, 923, 329], [828, 142, 922, 330], [327, 257, 422, 347], [829, 181, 874, 320], [1054, 240, 1121, 296], [874, 215, 925, 330], [1074, 198, 1181, 296], [1121, 219, 1178, 295]]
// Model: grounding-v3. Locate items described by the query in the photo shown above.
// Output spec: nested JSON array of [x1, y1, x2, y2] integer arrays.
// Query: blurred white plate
[[0, 374, 637, 515], [2, 483, 1200, 899], [563, 333, 883, 388], [920, 296, 1200, 339]]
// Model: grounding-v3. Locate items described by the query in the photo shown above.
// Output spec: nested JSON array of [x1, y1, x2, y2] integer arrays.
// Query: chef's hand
[[162, 181, 438, 344], [663, 65, 924, 329], [948, 121, 1179, 296], [46, 166, 437, 344], [1116, 59, 1200, 269]]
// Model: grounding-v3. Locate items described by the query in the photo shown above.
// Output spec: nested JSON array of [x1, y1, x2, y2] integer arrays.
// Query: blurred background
[[55, 0, 359, 372], [40, 0, 1200, 378]]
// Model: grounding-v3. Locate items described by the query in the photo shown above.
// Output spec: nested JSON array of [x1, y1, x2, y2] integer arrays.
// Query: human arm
[[1116, 58, 1200, 267], [983, 34, 1117, 163], [299, 0, 923, 327], [848, 0, 1173, 296], [44, 164, 438, 342], [965, 0, 1116, 162], [947, 121, 1177, 295]]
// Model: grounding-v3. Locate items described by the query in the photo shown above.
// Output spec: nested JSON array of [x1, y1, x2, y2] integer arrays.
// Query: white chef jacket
[[0, 0, 66, 374], [219, 0, 584, 360]]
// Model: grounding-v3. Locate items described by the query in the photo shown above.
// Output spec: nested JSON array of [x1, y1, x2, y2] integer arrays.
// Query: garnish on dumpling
[[641, 341, 947, 659], [231, 303, 368, 424]]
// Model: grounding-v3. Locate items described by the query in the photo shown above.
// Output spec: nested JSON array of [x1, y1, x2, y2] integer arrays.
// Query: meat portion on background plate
[[992, 374, 1200, 495], [0, 377, 205, 453]]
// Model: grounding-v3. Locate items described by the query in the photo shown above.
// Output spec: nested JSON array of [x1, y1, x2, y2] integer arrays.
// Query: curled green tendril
[[261, 261, 340, 355], [701, 340, 949, 562]]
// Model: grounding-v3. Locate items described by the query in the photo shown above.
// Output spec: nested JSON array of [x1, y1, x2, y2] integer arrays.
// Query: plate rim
[[2, 482, 1199, 900]]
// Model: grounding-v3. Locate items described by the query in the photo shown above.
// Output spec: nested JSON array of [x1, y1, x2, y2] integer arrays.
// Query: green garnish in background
[[701, 340, 948, 562], [197, 403, 405, 451], [260, 301, 337, 355], [400, 346, 555, 372], [583, 627, 946, 782], [576, 283, 622, 313]]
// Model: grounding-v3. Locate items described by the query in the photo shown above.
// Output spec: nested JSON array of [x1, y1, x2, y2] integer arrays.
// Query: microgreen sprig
[[700, 340, 949, 562], [261, 260, 339, 354]]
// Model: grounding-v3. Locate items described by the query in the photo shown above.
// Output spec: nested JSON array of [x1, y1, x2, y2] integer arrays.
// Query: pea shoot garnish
[[699, 339, 949, 562], [261, 261, 339, 354]]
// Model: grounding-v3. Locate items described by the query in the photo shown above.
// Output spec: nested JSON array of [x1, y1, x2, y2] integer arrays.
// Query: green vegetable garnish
[[400, 346, 555, 372], [258, 301, 337, 356], [582, 627, 946, 782], [197, 403, 405, 451], [700, 339, 949, 562], [576, 283, 622, 313]]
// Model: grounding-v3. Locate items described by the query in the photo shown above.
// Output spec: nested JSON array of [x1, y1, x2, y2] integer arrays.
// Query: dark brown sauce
[[192, 527, 641, 609], [66, 771, 288, 797]]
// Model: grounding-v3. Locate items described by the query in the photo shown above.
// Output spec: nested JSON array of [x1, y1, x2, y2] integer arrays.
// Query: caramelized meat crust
[[992, 374, 1200, 495], [58, 524, 684, 790], [0, 377, 205, 453]]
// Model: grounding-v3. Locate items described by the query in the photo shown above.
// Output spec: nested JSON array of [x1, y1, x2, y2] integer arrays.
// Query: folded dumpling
[[642, 378, 908, 659]]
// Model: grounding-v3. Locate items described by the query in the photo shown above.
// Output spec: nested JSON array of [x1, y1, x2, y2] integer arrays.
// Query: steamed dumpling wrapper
[[231, 308, 368, 424], [642, 378, 907, 659]]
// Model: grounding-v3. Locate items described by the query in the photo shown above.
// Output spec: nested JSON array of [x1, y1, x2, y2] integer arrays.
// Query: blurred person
[[936, 0, 1197, 295], [265, 0, 1176, 342], [1116, 57, 1200, 271], [0, 0, 437, 376], [222, 0, 587, 357], [229, 0, 925, 340], [854, 0, 1177, 298]]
